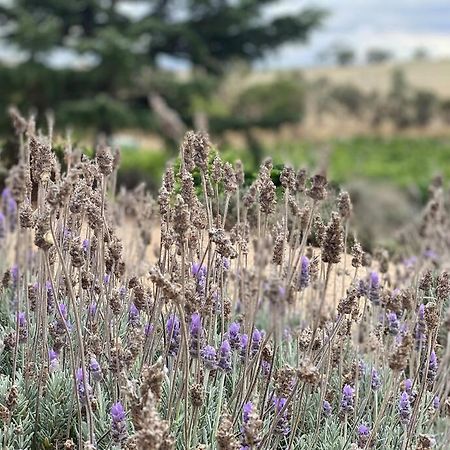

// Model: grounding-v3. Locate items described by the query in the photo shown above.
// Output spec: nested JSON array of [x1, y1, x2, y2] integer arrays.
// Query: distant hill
[[250, 59, 450, 98]]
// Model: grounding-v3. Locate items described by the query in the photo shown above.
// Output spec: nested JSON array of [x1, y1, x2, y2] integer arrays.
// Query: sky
[[259, 0, 450, 68], [1, 0, 450, 69]]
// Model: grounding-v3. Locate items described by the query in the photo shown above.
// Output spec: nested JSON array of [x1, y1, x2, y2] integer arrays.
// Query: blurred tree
[[0, 0, 326, 145], [334, 46, 355, 66], [366, 48, 392, 64]]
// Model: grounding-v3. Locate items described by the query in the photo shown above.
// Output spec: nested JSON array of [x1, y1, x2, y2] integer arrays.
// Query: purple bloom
[[239, 333, 249, 359], [49, 349, 59, 371], [76, 368, 92, 404], [368, 271, 380, 305], [298, 255, 310, 290], [82, 239, 90, 252], [17, 311, 26, 327], [111, 402, 127, 443], [166, 314, 181, 356], [222, 257, 231, 271], [104, 274, 111, 284], [340, 384, 355, 414], [273, 397, 290, 435], [433, 395, 440, 410], [243, 402, 253, 423], [427, 351, 438, 386], [371, 368, 382, 391], [261, 360, 271, 377], [192, 263, 207, 294], [251, 328, 262, 356], [399, 392, 411, 424], [189, 313, 204, 357], [88, 303, 97, 316], [403, 379, 413, 395], [227, 322, 241, 349], [11, 265, 19, 286], [46, 281, 55, 313], [89, 356, 103, 382], [201, 345, 217, 370], [387, 312, 400, 335], [128, 303, 141, 327], [58, 303, 68, 320], [323, 400, 332, 418], [145, 323, 154, 336], [357, 424, 371, 448], [218, 339, 232, 372]]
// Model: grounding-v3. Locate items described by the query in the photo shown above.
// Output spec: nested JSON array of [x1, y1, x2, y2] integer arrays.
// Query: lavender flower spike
[[399, 392, 411, 424], [111, 402, 128, 444], [218, 339, 232, 372], [340, 384, 355, 414]]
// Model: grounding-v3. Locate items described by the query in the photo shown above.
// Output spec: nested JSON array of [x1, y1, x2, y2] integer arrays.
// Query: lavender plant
[[0, 109, 449, 450]]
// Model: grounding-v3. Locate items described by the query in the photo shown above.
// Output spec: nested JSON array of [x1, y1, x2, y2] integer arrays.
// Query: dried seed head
[[337, 191, 353, 220], [280, 165, 296, 191], [307, 174, 327, 201], [234, 160, 245, 186], [223, 162, 237, 194], [216, 412, 239, 450], [96, 144, 113, 176], [351, 241, 363, 268], [322, 212, 344, 265], [30, 136, 54, 183], [211, 156, 223, 184]]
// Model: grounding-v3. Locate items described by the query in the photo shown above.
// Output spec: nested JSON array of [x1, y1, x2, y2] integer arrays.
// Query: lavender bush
[[0, 110, 449, 449]]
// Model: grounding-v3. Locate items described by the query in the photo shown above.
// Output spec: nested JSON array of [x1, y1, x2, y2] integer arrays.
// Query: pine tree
[[0, 0, 325, 135]]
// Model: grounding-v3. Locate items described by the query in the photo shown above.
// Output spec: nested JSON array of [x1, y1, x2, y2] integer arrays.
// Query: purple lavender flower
[[76, 368, 92, 404], [227, 322, 241, 349], [427, 351, 438, 386], [399, 391, 411, 424], [387, 312, 400, 335], [403, 379, 413, 395], [46, 281, 55, 313], [128, 303, 141, 327], [17, 311, 27, 343], [433, 395, 440, 410], [82, 239, 90, 252], [323, 400, 332, 418], [104, 274, 111, 284], [358, 279, 368, 297], [357, 424, 371, 448], [145, 323, 154, 337], [201, 345, 217, 370], [368, 271, 380, 305], [49, 349, 59, 372], [222, 257, 231, 271], [273, 397, 290, 435], [261, 360, 271, 377], [89, 356, 103, 382], [218, 339, 232, 372], [88, 303, 97, 317], [11, 265, 18, 287], [192, 263, 207, 294], [298, 255, 310, 290], [166, 314, 180, 356], [111, 402, 127, 444], [371, 368, 382, 391], [243, 402, 253, 423], [239, 333, 249, 359], [189, 313, 204, 357], [340, 384, 355, 414], [251, 328, 262, 356]]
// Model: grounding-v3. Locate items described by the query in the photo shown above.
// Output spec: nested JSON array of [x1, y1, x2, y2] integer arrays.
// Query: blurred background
[[1, 0, 450, 247]]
